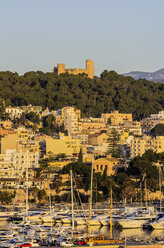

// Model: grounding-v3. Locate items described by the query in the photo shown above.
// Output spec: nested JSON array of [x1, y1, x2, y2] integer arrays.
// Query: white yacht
[[27, 211, 43, 221], [118, 212, 157, 229], [150, 216, 164, 230], [90, 214, 109, 226], [75, 217, 87, 225], [100, 217, 110, 226], [61, 216, 72, 225]]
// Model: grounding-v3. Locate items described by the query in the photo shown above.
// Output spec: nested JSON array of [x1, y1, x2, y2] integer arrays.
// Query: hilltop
[[0, 70, 164, 120]]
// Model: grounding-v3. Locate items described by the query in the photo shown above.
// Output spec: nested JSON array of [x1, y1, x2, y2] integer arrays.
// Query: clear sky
[[1, 0, 164, 76]]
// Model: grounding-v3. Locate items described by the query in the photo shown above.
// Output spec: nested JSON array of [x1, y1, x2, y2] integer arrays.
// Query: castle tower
[[57, 63, 65, 75], [86, 59, 94, 79]]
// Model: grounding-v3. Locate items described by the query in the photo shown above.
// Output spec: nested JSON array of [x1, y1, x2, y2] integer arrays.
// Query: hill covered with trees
[[0, 70, 164, 120]]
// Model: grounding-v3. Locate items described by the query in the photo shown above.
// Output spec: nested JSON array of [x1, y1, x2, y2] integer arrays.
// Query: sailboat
[[83, 157, 124, 245]]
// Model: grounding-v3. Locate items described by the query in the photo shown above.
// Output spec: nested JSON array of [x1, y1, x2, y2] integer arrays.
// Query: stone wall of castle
[[53, 59, 94, 79]]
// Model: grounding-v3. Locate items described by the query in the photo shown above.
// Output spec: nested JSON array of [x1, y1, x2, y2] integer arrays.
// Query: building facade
[[130, 135, 164, 158], [101, 111, 132, 125], [93, 155, 119, 176], [46, 133, 81, 157]]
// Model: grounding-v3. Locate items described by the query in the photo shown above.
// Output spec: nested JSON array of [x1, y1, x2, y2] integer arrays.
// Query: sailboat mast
[[49, 185, 52, 231], [25, 151, 29, 220], [140, 182, 142, 208], [110, 188, 113, 239], [70, 170, 74, 232], [145, 179, 148, 210], [90, 156, 94, 215], [159, 165, 162, 212], [88, 197, 91, 238], [88, 156, 94, 238]]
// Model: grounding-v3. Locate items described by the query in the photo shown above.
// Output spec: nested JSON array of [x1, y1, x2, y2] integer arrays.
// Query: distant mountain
[[124, 68, 164, 83]]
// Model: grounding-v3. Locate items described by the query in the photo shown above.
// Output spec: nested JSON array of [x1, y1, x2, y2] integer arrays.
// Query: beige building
[[1, 134, 18, 153], [141, 111, 164, 131], [46, 133, 81, 157], [1, 133, 40, 158], [122, 121, 142, 136], [130, 135, 164, 158], [62, 106, 81, 134], [88, 132, 109, 146], [86, 143, 109, 157], [72, 133, 88, 144], [93, 155, 119, 176], [101, 111, 132, 125], [81, 122, 106, 131], [5, 105, 42, 119], [0, 150, 38, 179], [5, 106, 22, 119], [53, 59, 94, 79], [19, 104, 42, 114]]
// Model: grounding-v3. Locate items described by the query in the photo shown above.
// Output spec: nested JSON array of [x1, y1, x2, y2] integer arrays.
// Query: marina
[[0, 204, 163, 248]]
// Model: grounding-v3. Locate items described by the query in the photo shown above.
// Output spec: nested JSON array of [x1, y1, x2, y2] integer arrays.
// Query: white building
[[5, 107, 22, 119], [62, 106, 81, 134], [0, 150, 38, 179]]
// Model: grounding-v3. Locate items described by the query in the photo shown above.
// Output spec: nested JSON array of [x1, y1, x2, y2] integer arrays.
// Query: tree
[[52, 177, 62, 194], [29, 187, 39, 203], [151, 124, 164, 136], [78, 148, 83, 164], [25, 112, 40, 124], [0, 70, 163, 121], [107, 118, 111, 125], [127, 150, 159, 191], [107, 128, 121, 157], [37, 189, 47, 204], [0, 191, 15, 204]]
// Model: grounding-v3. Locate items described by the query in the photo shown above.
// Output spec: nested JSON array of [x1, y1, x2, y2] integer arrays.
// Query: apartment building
[[62, 106, 81, 134], [0, 150, 38, 179], [130, 135, 164, 158], [141, 110, 164, 131]]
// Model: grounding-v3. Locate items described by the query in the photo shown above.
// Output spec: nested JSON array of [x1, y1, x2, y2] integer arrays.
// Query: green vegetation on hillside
[[62, 150, 164, 202], [151, 124, 164, 136], [0, 70, 164, 120]]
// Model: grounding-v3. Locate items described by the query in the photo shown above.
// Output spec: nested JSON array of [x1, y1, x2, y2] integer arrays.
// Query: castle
[[53, 59, 94, 79]]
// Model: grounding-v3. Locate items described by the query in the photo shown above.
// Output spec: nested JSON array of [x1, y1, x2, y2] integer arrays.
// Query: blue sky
[[0, 0, 164, 76]]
